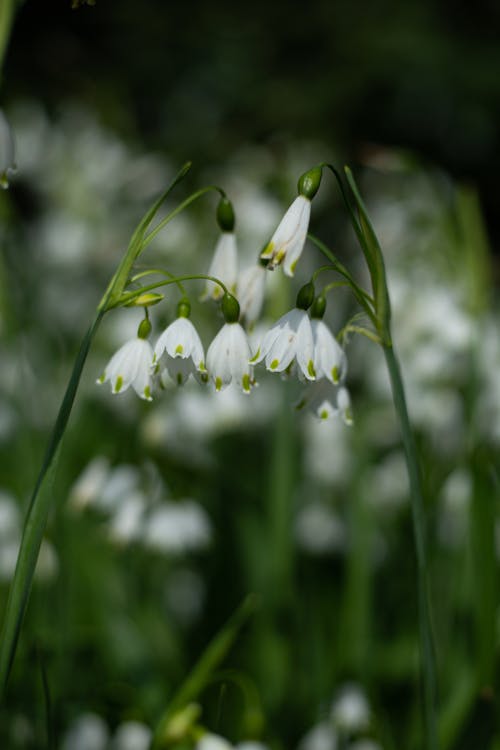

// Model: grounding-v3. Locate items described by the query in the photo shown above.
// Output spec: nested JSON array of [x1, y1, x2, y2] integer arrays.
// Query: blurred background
[[0, 1, 499, 749]]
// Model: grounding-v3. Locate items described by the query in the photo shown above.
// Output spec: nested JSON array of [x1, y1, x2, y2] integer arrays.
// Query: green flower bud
[[216, 196, 235, 232], [176, 298, 191, 318], [296, 281, 315, 311], [311, 294, 327, 319], [298, 166, 322, 200], [125, 292, 163, 307], [221, 292, 240, 323], [137, 317, 152, 339]]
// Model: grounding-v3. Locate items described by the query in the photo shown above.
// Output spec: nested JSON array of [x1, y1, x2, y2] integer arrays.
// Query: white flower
[[97, 338, 154, 400], [237, 263, 267, 327], [204, 232, 238, 300], [296, 382, 353, 425], [312, 319, 347, 384], [111, 721, 152, 750], [0, 109, 16, 189], [154, 316, 205, 385], [331, 683, 370, 733], [260, 195, 310, 276], [196, 733, 233, 750], [254, 308, 315, 379], [206, 322, 254, 393]]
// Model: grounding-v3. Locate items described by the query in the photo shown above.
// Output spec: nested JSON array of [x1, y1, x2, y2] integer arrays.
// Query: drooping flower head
[[253, 282, 316, 380], [203, 196, 238, 301], [206, 293, 255, 393], [97, 317, 154, 400], [154, 300, 206, 385], [259, 166, 321, 276], [311, 295, 347, 385]]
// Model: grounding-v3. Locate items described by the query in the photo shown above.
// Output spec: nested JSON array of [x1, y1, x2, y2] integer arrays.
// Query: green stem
[[0, 311, 104, 697], [383, 343, 438, 750]]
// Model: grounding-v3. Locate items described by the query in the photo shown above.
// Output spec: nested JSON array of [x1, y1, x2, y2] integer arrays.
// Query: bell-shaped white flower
[[260, 195, 310, 276], [97, 337, 154, 401], [0, 109, 16, 189], [312, 319, 347, 385], [154, 315, 205, 385], [237, 263, 267, 327], [254, 308, 315, 380], [206, 322, 254, 393], [296, 381, 353, 424], [203, 232, 238, 301]]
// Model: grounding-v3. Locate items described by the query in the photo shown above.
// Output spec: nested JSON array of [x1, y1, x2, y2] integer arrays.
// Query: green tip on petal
[[114, 376, 124, 393], [332, 366, 339, 384], [270, 358, 279, 370], [242, 374, 251, 393], [320, 409, 329, 420], [175, 344, 184, 355], [215, 376, 223, 391], [260, 241, 274, 259], [297, 166, 322, 200], [198, 361, 207, 372], [144, 385, 152, 400], [307, 360, 316, 378], [97, 374, 105, 384], [250, 348, 261, 364]]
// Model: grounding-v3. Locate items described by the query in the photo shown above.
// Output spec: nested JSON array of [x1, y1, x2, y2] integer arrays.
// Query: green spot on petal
[[270, 358, 279, 370], [114, 376, 123, 393], [175, 344, 183, 355], [250, 348, 260, 364], [307, 360, 316, 378], [332, 366, 339, 384], [289, 259, 298, 274], [97, 374, 105, 384], [320, 409, 329, 420], [215, 376, 222, 391], [260, 241, 274, 258], [199, 361, 207, 372], [242, 374, 251, 393], [144, 385, 152, 400]]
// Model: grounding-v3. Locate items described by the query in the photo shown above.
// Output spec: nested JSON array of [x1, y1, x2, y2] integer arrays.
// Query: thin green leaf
[[152, 594, 258, 748], [0, 311, 103, 696]]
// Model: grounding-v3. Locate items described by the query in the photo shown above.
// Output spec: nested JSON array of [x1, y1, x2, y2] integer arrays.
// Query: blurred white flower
[[97, 337, 154, 401], [207, 322, 254, 393], [0, 109, 16, 188], [237, 264, 267, 327], [111, 721, 152, 750], [295, 503, 346, 555], [331, 684, 370, 733], [143, 500, 212, 554], [204, 232, 238, 300], [196, 732, 234, 750], [255, 308, 315, 379], [108, 492, 147, 544], [61, 713, 109, 750], [437, 467, 472, 548], [69, 456, 110, 510], [260, 195, 310, 276], [312, 320, 347, 385], [154, 316, 206, 385], [298, 721, 338, 750]]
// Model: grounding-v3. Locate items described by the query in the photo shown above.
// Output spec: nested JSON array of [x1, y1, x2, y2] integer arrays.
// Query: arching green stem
[[109, 273, 230, 310]]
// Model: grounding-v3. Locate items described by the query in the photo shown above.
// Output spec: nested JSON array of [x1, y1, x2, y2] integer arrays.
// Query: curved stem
[[383, 343, 438, 750], [140, 185, 225, 254], [130, 268, 188, 297], [110, 273, 230, 309]]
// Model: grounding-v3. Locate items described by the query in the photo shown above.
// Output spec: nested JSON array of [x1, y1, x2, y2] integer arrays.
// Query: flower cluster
[[97, 167, 352, 423]]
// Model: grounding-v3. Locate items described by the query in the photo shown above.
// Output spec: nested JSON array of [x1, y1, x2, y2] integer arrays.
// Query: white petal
[[294, 311, 315, 380], [337, 386, 353, 425], [237, 264, 267, 326], [98, 338, 153, 400], [204, 233, 238, 300], [312, 319, 346, 384], [260, 196, 310, 275]]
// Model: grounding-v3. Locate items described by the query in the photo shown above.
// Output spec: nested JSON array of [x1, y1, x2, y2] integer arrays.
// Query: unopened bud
[[125, 292, 163, 308]]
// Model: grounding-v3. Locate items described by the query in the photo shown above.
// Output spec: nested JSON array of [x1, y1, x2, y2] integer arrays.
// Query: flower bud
[[296, 281, 315, 311], [311, 294, 326, 319], [176, 298, 191, 318], [137, 317, 152, 339], [297, 166, 322, 200], [221, 292, 240, 323], [125, 292, 163, 307], [216, 196, 235, 232]]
